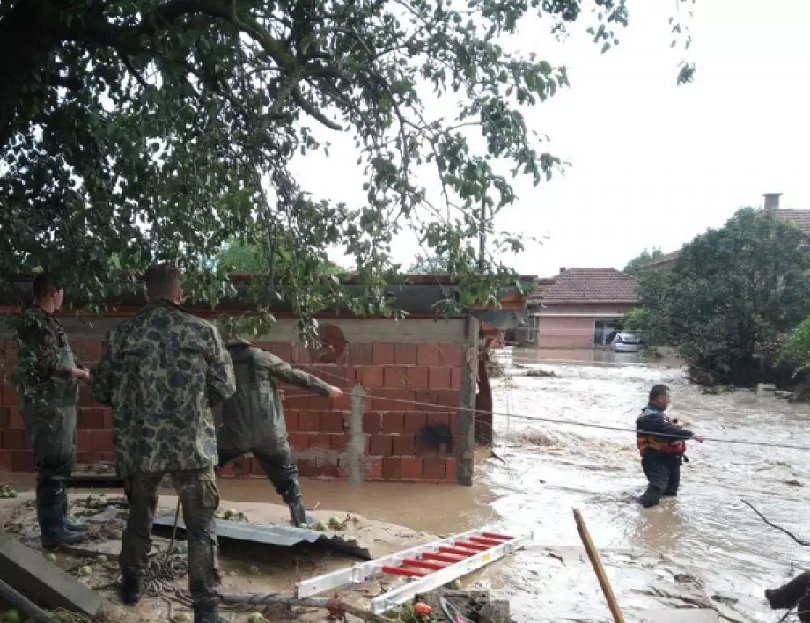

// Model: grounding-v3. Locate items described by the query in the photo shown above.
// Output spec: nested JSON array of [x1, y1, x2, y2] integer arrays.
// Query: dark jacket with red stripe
[[636, 404, 694, 457]]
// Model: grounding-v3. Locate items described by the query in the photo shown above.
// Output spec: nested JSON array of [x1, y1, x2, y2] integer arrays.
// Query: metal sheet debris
[[152, 515, 373, 560]]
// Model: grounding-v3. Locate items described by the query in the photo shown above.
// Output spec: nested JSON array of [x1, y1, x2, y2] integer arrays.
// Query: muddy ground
[[0, 492, 437, 623]]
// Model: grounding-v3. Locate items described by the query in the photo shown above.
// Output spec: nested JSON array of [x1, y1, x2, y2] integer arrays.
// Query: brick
[[364, 458, 383, 480], [363, 412, 382, 434], [308, 434, 331, 450], [290, 343, 310, 364], [0, 450, 11, 471], [91, 429, 114, 451], [401, 457, 423, 480], [11, 451, 34, 472], [299, 411, 320, 432], [392, 434, 416, 456], [3, 429, 28, 450], [381, 412, 404, 434], [77, 430, 92, 452], [427, 412, 450, 428], [394, 343, 418, 365], [78, 385, 94, 407], [1, 384, 19, 406], [370, 390, 415, 412], [99, 451, 114, 462], [1, 340, 18, 363], [383, 366, 407, 389], [83, 451, 102, 464], [311, 463, 340, 479], [369, 434, 393, 456], [445, 458, 458, 482], [266, 342, 292, 361], [70, 339, 102, 363], [319, 411, 344, 433], [357, 367, 384, 388], [423, 457, 446, 480], [288, 433, 308, 452], [406, 366, 430, 389], [284, 410, 299, 432], [77, 408, 105, 429], [102, 408, 113, 430], [439, 344, 463, 367], [372, 343, 395, 365], [330, 434, 349, 452], [0, 407, 9, 429], [417, 344, 441, 366], [382, 457, 401, 480], [217, 463, 234, 478], [231, 457, 251, 477], [298, 459, 316, 477], [416, 390, 459, 409], [429, 367, 452, 389], [8, 407, 24, 429], [403, 412, 427, 434], [349, 343, 373, 366], [450, 368, 462, 390]]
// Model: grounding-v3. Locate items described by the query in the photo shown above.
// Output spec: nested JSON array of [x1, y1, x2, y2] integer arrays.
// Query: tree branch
[[292, 85, 342, 130], [742, 499, 810, 546]]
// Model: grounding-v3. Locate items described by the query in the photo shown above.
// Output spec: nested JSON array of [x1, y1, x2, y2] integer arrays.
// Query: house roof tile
[[529, 268, 639, 305]]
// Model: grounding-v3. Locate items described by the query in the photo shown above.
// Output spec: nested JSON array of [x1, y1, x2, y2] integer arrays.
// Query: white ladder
[[295, 527, 533, 614]]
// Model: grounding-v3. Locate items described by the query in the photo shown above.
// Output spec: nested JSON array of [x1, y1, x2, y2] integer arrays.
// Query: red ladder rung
[[424, 552, 464, 563], [469, 536, 506, 546], [382, 565, 428, 577], [482, 532, 513, 541], [439, 546, 476, 557], [403, 558, 446, 571], [455, 540, 489, 552]]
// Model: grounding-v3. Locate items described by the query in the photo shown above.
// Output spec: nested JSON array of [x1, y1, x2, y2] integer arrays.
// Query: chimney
[[763, 193, 782, 211], [559, 267, 566, 274]]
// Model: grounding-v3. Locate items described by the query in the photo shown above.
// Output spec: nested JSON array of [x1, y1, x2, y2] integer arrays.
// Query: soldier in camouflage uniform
[[218, 337, 342, 526], [15, 273, 91, 548], [92, 264, 235, 623]]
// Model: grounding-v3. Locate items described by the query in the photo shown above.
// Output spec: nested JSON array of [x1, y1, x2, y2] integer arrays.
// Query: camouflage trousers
[[218, 436, 301, 505], [121, 468, 220, 609]]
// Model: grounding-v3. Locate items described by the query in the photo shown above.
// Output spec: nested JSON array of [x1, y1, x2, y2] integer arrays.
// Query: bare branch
[[742, 499, 810, 546]]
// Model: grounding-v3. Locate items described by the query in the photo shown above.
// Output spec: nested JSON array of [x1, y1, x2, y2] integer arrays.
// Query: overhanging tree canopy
[[0, 0, 692, 323]]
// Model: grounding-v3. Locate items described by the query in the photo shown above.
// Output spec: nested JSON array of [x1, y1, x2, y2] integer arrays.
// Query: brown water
[[479, 347, 810, 622]]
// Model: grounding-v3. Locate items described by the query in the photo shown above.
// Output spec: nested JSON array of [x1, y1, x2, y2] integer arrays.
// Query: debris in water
[[524, 368, 557, 378], [783, 479, 802, 487]]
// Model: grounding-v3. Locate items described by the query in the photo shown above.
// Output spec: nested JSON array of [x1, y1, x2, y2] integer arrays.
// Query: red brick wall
[[0, 336, 466, 484]]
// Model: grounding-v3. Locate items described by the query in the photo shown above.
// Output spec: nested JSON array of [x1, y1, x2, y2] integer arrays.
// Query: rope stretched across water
[[281, 362, 810, 453]]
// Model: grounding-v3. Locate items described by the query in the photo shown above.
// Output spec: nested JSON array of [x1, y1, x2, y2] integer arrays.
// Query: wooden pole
[[573, 509, 626, 623]]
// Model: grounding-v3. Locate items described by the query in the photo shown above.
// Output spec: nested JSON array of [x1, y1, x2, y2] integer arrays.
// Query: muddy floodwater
[[475, 347, 810, 622]]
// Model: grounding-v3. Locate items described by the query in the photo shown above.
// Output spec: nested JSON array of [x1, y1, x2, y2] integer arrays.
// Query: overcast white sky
[[293, 0, 810, 277]]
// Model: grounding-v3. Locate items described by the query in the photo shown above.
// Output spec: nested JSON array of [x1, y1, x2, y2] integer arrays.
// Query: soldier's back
[[109, 300, 222, 474]]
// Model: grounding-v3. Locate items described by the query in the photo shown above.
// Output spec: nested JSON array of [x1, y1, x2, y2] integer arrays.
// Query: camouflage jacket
[[91, 299, 236, 476], [14, 307, 80, 407], [218, 339, 332, 451]]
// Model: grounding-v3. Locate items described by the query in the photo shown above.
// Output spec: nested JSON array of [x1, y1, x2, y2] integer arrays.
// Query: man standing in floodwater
[[217, 335, 343, 526], [636, 384, 703, 508]]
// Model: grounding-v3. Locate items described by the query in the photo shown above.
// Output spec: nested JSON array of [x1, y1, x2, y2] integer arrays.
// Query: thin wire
[[280, 385, 810, 453]]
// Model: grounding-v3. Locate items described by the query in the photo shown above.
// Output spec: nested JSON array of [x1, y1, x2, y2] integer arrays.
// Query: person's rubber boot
[[58, 488, 89, 532], [120, 574, 141, 606], [38, 500, 87, 549], [288, 498, 314, 527]]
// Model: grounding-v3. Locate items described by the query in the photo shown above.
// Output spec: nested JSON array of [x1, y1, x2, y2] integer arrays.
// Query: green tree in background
[[623, 247, 664, 277], [0, 0, 694, 328], [217, 238, 346, 276], [636, 208, 810, 384]]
